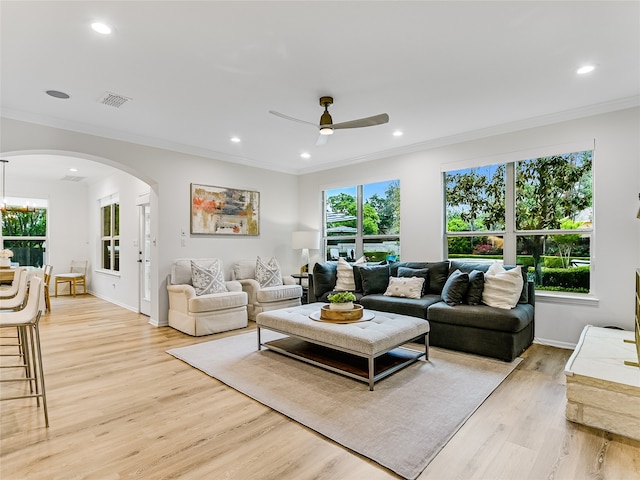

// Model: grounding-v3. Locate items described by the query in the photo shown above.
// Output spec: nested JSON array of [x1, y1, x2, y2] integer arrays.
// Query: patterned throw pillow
[[256, 256, 283, 288], [383, 276, 425, 299], [190, 259, 228, 296]]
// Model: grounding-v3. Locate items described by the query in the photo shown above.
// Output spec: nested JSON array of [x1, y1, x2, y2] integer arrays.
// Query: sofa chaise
[[309, 260, 534, 362]]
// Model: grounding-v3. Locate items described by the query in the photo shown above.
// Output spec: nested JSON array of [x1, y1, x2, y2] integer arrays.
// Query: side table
[[291, 274, 309, 304]]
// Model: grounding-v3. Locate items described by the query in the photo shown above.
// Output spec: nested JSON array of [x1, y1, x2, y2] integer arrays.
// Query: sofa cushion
[[256, 256, 283, 288], [441, 269, 469, 306], [465, 270, 485, 305], [357, 264, 390, 295], [397, 267, 429, 296], [427, 301, 533, 333], [335, 256, 366, 291], [389, 261, 449, 294], [360, 294, 441, 320], [190, 259, 228, 295], [256, 284, 302, 303], [383, 276, 424, 299], [188, 290, 248, 313], [482, 263, 523, 309]]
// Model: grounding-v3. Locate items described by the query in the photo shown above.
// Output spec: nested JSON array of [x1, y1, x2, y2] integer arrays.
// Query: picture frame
[[190, 183, 260, 236]]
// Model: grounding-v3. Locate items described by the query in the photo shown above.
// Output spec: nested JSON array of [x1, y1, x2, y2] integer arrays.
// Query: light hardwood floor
[[1, 295, 639, 479]]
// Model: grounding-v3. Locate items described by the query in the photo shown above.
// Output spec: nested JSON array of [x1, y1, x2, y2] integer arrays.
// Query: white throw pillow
[[481, 262, 523, 309], [383, 276, 425, 299], [335, 256, 366, 291], [255, 256, 283, 288], [190, 259, 228, 296]]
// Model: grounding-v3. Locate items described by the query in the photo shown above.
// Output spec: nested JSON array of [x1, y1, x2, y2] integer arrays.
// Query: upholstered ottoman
[[256, 303, 429, 390]]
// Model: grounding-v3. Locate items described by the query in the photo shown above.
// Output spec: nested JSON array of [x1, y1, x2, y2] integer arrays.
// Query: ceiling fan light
[[319, 127, 334, 135]]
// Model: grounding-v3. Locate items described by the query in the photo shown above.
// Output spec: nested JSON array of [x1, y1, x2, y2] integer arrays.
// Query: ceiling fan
[[269, 96, 389, 145]]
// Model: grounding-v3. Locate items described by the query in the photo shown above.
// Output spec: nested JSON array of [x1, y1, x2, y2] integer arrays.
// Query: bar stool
[[0, 267, 25, 299], [0, 276, 49, 427], [0, 269, 29, 310]]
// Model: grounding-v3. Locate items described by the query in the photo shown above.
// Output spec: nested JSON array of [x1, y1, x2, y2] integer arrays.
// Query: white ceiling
[[1, 1, 639, 184]]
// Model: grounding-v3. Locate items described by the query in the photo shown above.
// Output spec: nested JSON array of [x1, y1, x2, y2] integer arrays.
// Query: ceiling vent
[[61, 175, 86, 182], [98, 91, 131, 108]]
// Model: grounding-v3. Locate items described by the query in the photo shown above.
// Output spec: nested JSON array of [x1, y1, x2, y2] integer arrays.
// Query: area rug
[[167, 331, 521, 480]]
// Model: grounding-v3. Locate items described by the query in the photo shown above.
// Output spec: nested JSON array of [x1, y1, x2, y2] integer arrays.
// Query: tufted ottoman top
[[257, 302, 429, 356]]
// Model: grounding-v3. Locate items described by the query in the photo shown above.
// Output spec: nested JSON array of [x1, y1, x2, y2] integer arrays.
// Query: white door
[[138, 202, 151, 316]]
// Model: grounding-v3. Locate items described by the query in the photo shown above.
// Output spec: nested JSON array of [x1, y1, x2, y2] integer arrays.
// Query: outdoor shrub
[[541, 266, 589, 290], [543, 256, 566, 268]]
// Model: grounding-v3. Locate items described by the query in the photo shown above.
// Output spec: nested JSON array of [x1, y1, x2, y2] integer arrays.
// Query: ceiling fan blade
[[269, 110, 318, 128], [332, 113, 389, 130], [315, 134, 329, 146]]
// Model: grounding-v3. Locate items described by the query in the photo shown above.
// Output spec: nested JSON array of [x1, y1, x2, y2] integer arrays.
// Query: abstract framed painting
[[190, 183, 260, 236]]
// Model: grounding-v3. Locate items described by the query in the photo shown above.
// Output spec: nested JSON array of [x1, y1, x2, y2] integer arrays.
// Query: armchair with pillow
[[167, 258, 248, 336], [232, 257, 303, 321]]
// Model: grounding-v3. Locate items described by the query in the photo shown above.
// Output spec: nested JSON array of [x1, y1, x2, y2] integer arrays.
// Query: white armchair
[[167, 258, 248, 336], [232, 259, 303, 321]]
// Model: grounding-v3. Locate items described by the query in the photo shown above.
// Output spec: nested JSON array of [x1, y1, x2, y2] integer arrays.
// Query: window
[[445, 150, 593, 294], [324, 180, 400, 262], [0, 197, 47, 267], [101, 198, 120, 272]]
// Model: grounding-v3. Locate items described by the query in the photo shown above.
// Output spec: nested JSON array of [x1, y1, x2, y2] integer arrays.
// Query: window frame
[[323, 180, 400, 262], [0, 196, 48, 267], [443, 144, 594, 298], [100, 196, 120, 273]]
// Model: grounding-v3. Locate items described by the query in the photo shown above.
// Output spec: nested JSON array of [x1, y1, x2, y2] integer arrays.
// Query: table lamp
[[292, 230, 320, 274]]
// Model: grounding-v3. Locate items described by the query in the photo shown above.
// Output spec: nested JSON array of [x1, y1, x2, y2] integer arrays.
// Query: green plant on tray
[[328, 291, 356, 303]]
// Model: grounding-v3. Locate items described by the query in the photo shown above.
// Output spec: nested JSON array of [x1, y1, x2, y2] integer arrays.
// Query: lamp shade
[[292, 231, 320, 250]]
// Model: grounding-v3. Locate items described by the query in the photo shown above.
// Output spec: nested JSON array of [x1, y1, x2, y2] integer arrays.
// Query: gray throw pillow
[[397, 266, 429, 296], [441, 269, 469, 306], [357, 264, 390, 295], [464, 270, 485, 305]]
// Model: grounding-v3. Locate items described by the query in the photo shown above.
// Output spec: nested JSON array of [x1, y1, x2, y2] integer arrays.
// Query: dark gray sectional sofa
[[309, 260, 535, 362]]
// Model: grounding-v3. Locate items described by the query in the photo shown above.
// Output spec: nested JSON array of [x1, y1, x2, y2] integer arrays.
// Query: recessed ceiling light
[[45, 90, 70, 99], [69, 168, 78, 172], [230, 136, 241, 143], [576, 65, 595, 75], [300, 153, 311, 159], [393, 130, 404, 137], [91, 22, 112, 35]]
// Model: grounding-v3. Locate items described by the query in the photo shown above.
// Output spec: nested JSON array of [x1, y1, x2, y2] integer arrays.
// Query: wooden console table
[[564, 325, 640, 440]]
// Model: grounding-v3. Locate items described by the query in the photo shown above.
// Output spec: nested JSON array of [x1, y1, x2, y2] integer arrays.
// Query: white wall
[[1, 117, 300, 327], [299, 107, 640, 347], [87, 171, 150, 310]]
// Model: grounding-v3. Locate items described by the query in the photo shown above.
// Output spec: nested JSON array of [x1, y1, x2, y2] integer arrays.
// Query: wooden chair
[[43, 265, 53, 311], [54, 260, 87, 297]]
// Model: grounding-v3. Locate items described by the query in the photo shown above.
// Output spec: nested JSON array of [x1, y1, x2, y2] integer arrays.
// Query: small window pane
[[516, 151, 592, 231], [325, 238, 356, 261], [113, 204, 120, 236], [363, 237, 400, 262], [102, 205, 111, 236], [445, 165, 505, 232], [326, 187, 357, 237], [102, 240, 111, 269], [517, 234, 590, 293], [447, 235, 504, 261], [363, 180, 400, 235], [114, 239, 120, 272]]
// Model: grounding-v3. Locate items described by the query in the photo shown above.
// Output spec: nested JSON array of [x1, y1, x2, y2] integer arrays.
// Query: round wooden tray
[[309, 305, 375, 323]]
